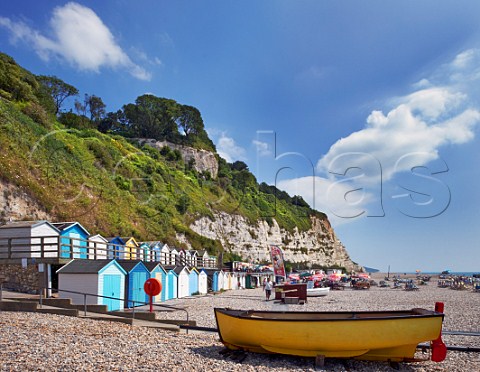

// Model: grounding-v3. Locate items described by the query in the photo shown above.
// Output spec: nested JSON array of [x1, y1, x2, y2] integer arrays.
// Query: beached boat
[[214, 305, 447, 362], [306, 287, 330, 297]]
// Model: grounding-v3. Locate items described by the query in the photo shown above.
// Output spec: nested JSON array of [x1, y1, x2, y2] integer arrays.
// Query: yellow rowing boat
[[214, 304, 447, 362]]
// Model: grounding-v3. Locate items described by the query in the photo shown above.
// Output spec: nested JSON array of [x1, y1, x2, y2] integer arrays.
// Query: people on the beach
[[265, 279, 273, 301]]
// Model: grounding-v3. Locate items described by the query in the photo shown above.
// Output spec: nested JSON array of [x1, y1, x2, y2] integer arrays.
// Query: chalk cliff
[[190, 211, 362, 272]]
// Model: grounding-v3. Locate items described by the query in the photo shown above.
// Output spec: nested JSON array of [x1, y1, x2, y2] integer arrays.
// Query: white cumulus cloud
[[0, 2, 150, 80], [252, 140, 272, 157], [317, 49, 480, 185], [216, 134, 247, 163]]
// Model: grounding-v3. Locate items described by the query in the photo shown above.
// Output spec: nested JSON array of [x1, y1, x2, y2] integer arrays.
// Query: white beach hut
[[88, 234, 108, 259], [174, 266, 190, 298], [0, 220, 60, 258], [57, 259, 127, 311], [169, 248, 179, 266], [217, 270, 225, 291], [223, 272, 231, 290], [198, 269, 208, 294], [160, 244, 170, 265]]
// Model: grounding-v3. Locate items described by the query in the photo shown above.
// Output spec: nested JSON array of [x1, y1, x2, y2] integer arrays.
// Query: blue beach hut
[[116, 260, 149, 308], [166, 267, 178, 300], [138, 242, 151, 261], [57, 259, 127, 311], [189, 268, 199, 296], [145, 241, 165, 262], [144, 262, 168, 302], [148, 241, 162, 262], [52, 222, 89, 259], [212, 271, 219, 292], [107, 237, 126, 260]]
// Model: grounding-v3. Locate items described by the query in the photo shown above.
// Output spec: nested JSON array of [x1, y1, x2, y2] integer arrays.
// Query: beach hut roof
[[51, 221, 89, 235], [0, 220, 60, 232], [119, 237, 139, 246], [143, 241, 163, 248], [173, 266, 189, 275], [56, 259, 126, 274], [200, 268, 218, 275], [143, 261, 166, 273], [107, 236, 126, 244], [116, 259, 146, 272], [89, 234, 108, 242]]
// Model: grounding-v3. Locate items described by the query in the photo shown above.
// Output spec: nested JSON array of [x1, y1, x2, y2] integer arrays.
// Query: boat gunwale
[[214, 307, 444, 322]]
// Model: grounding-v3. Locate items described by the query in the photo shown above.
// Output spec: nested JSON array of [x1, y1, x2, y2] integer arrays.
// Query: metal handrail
[[39, 286, 189, 332]]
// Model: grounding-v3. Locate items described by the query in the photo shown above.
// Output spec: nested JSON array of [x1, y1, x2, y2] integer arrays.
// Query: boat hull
[[306, 287, 330, 297], [214, 308, 444, 361]]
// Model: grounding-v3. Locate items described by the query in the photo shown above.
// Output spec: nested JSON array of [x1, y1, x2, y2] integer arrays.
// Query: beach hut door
[[132, 272, 147, 307], [103, 274, 122, 311]]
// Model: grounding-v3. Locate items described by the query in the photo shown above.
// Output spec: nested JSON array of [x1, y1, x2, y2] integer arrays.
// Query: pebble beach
[[1, 274, 479, 371]]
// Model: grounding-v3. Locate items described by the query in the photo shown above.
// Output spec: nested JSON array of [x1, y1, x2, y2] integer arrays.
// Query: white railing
[[0, 236, 217, 268]]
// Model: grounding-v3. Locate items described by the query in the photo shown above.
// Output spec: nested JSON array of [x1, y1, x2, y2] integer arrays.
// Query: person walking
[[265, 278, 273, 301]]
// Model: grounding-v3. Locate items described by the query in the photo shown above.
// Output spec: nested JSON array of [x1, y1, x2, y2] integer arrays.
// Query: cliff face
[[136, 139, 219, 178], [190, 211, 362, 272], [0, 180, 50, 224], [0, 178, 360, 272]]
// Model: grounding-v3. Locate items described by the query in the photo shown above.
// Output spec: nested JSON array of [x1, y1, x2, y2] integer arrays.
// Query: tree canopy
[[37, 75, 78, 115], [121, 94, 215, 151]]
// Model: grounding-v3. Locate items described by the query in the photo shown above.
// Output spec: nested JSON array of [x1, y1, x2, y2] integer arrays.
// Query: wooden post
[[0, 275, 5, 301], [57, 237, 61, 258], [315, 355, 325, 369], [70, 238, 74, 259], [7, 238, 12, 259]]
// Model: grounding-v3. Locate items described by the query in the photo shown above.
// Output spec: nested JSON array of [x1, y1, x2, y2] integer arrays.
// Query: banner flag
[[270, 245, 286, 280]]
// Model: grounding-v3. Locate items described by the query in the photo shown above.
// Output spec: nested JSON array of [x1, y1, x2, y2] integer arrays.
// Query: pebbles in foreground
[[1, 282, 479, 371]]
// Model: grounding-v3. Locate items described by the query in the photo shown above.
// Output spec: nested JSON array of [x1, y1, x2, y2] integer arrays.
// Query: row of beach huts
[[0, 220, 217, 267], [56, 258, 256, 311], [0, 221, 271, 311]]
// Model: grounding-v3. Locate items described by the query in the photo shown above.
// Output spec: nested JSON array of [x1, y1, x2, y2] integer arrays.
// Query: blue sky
[[1, 1, 480, 272]]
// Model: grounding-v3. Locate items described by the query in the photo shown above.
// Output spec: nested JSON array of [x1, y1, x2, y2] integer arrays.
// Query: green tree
[[176, 194, 190, 214], [37, 75, 78, 114], [85, 94, 106, 122], [98, 111, 124, 133], [123, 94, 180, 140], [176, 105, 202, 138], [231, 161, 248, 172]]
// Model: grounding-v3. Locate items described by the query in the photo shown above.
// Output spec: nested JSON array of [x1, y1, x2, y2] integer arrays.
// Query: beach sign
[[270, 245, 286, 281]]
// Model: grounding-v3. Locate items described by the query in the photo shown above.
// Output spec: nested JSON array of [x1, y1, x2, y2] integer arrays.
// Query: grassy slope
[[0, 55, 329, 259], [0, 99, 326, 257]]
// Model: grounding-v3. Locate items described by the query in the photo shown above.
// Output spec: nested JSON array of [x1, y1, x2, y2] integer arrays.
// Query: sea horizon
[[378, 271, 479, 276]]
